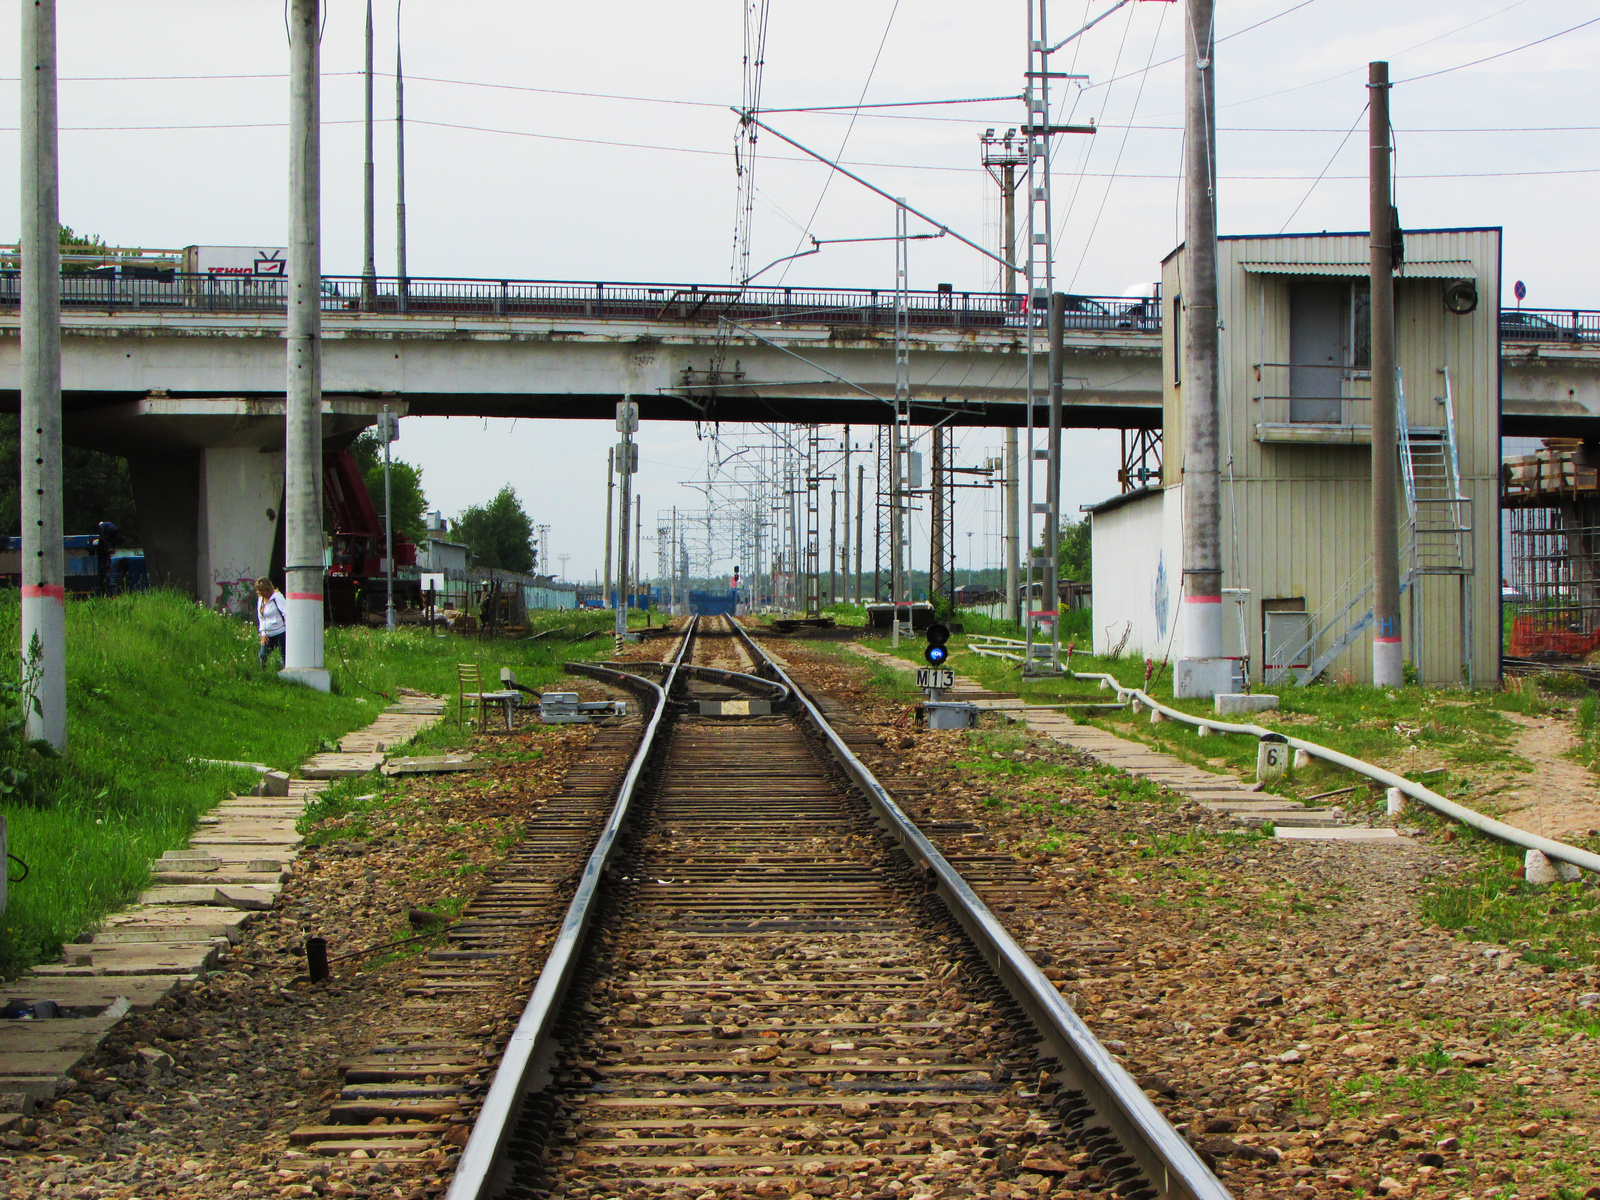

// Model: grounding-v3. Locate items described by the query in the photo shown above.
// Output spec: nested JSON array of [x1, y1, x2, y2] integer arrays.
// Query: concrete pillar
[[284, 0, 328, 691], [197, 447, 285, 614], [20, 0, 66, 748]]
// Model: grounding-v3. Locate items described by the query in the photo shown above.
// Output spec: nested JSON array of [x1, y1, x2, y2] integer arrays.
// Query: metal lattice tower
[[1022, 3, 1057, 671], [874, 427, 891, 602], [803, 424, 822, 616], [890, 202, 912, 639]]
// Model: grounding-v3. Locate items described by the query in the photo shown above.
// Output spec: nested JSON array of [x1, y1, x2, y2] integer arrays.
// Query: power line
[[1277, 102, 1367, 233], [762, 94, 1018, 112], [776, 0, 901, 285], [1213, 0, 1555, 111], [1395, 14, 1600, 85], [1080, 0, 1322, 93], [12, 115, 1597, 184], [1064, 0, 1170, 291]]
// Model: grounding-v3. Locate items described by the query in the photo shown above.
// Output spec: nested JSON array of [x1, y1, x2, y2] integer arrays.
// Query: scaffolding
[[1504, 441, 1600, 660]]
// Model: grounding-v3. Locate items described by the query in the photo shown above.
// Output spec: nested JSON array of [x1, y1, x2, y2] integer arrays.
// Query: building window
[[1172, 295, 1181, 386], [1350, 285, 1372, 371]]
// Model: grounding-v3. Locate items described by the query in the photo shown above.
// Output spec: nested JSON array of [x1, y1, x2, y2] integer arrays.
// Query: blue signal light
[[925, 643, 948, 666]]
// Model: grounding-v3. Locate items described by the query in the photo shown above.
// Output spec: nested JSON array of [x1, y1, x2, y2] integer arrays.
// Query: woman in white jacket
[[255, 577, 288, 668]]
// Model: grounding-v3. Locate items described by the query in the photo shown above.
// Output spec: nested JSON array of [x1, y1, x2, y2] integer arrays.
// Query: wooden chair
[[457, 663, 518, 731], [457, 663, 483, 729]]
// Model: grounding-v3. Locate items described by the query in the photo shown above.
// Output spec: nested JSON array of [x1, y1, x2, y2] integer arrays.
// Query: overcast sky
[[2, 1, 1596, 582]]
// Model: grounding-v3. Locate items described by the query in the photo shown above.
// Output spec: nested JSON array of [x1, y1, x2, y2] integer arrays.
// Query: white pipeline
[[1076, 670, 1600, 876]]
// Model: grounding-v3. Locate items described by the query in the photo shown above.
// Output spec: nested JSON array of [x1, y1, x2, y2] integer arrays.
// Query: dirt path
[[1489, 711, 1600, 841]]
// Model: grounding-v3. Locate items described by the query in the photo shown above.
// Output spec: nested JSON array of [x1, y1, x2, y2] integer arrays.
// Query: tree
[[455, 485, 535, 574], [59, 223, 109, 274], [348, 429, 428, 543], [1059, 517, 1092, 583], [1031, 516, 1093, 584]]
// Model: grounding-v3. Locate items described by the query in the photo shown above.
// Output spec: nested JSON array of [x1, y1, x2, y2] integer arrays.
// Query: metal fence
[[0, 271, 1591, 342], [1501, 308, 1600, 342], [0, 270, 1158, 334]]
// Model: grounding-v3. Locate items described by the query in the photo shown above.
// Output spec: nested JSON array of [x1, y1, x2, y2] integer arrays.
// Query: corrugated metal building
[[1090, 227, 1501, 686]]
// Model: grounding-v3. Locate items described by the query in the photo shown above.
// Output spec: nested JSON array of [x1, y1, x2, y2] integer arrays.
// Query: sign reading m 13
[[182, 245, 287, 277]]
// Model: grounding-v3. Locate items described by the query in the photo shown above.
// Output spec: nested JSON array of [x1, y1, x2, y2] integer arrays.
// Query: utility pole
[[840, 426, 851, 604], [1174, 0, 1225, 697], [855, 464, 865, 612], [381, 406, 395, 631], [20, 0, 65, 748], [615, 398, 636, 646], [1369, 60, 1402, 687], [670, 505, 678, 612], [284, 0, 328, 691], [634, 494, 642, 607], [360, 0, 375, 311], [1005, 430, 1020, 625], [603, 448, 614, 611], [829, 488, 837, 605], [394, 0, 408, 313]]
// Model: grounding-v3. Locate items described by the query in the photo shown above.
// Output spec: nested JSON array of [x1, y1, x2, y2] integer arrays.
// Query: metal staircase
[[1266, 368, 1472, 685], [1399, 369, 1473, 577]]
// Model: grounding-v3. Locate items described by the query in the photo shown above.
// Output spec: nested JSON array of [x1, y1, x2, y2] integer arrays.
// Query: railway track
[[447, 616, 1229, 1200]]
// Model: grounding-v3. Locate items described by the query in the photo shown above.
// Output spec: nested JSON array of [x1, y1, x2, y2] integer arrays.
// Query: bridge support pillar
[[129, 448, 284, 612], [199, 447, 285, 615]]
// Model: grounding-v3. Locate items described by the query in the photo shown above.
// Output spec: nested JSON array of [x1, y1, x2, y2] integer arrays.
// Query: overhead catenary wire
[[1394, 13, 1600, 85], [1277, 102, 1368, 233], [10, 108, 1594, 185], [774, 0, 900, 286], [1049, 0, 1138, 260], [1063, 1, 1170, 292]]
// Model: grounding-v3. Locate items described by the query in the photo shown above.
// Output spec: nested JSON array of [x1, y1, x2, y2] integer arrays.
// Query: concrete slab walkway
[[0, 698, 444, 1111], [846, 643, 1406, 843]]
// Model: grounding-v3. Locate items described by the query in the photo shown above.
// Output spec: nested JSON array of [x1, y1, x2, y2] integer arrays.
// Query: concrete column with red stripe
[[20, 0, 66, 748], [283, 0, 329, 692], [1175, 0, 1227, 692]]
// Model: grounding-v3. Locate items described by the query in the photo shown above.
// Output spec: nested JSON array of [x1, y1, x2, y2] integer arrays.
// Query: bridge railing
[[0, 270, 1591, 343], [1501, 308, 1600, 343], [0, 269, 1163, 334]]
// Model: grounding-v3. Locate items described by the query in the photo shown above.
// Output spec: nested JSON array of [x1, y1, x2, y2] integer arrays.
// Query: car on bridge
[[1501, 310, 1599, 341]]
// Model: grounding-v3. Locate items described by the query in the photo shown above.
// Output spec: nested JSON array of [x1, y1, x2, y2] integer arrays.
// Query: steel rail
[[596, 659, 790, 705], [444, 618, 697, 1200], [728, 619, 1232, 1200]]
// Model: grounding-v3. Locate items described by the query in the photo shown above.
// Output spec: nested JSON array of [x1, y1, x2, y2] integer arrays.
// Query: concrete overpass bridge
[[0, 272, 1595, 602], [1, 272, 1594, 436]]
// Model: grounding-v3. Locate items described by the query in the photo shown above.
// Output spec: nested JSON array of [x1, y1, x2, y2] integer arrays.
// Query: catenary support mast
[[360, 0, 375, 311], [394, 0, 408, 313], [284, 0, 328, 691], [1175, 0, 1224, 694], [1369, 60, 1403, 686], [20, 0, 65, 748]]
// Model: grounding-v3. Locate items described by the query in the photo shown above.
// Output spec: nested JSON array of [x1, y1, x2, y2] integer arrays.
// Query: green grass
[[852, 625, 1543, 808], [1420, 834, 1600, 967], [0, 591, 626, 977]]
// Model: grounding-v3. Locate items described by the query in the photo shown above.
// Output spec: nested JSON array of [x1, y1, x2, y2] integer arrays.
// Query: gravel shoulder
[[769, 633, 1600, 1200]]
